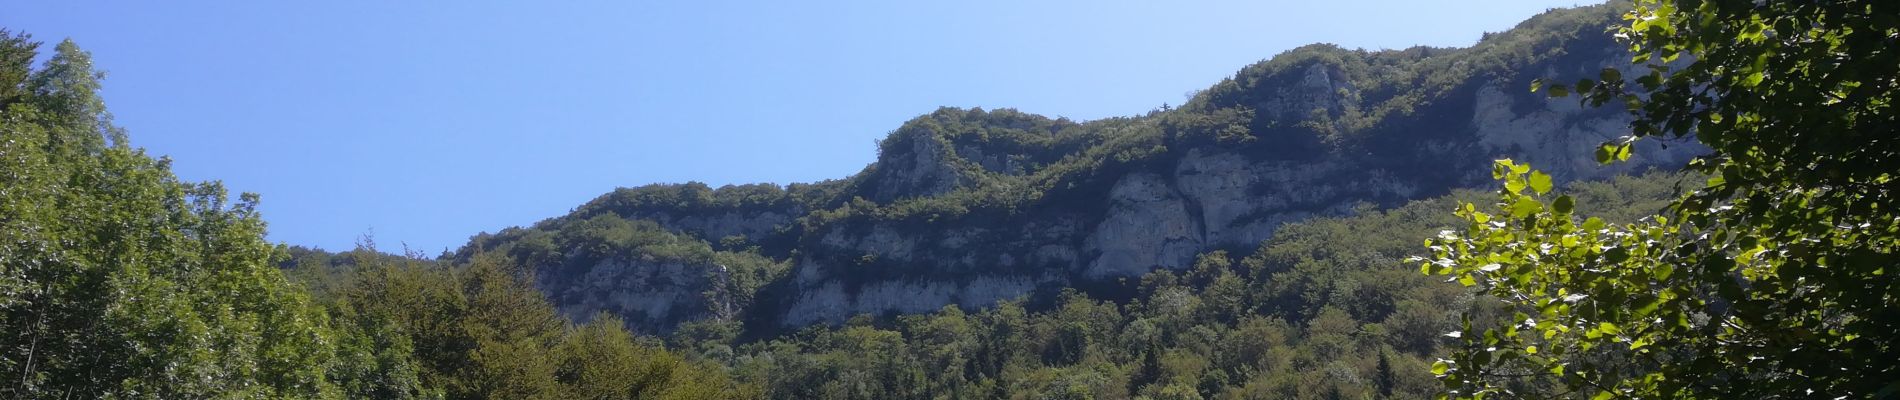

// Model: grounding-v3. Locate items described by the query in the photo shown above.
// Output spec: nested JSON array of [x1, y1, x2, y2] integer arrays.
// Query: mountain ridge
[[448, 2, 1703, 334]]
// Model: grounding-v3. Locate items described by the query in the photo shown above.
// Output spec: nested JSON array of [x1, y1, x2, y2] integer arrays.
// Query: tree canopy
[[1, 32, 752, 399], [2, 32, 337, 398], [1426, 0, 1898, 397]]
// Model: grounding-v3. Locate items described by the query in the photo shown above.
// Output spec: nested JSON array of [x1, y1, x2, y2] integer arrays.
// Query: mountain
[[451, 3, 1701, 334], [8, 0, 1887, 397]]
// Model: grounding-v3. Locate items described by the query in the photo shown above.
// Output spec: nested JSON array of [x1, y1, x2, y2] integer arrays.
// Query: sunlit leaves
[[1423, 161, 1692, 398], [1433, 0, 1900, 397], [1593, 141, 1632, 165], [1527, 171, 1553, 195]]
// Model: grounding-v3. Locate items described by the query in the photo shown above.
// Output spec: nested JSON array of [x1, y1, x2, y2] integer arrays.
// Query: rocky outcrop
[[1471, 65, 1705, 182], [1083, 172, 1204, 279], [955, 143, 1029, 176], [865, 132, 964, 203], [1259, 63, 1356, 124], [535, 254, 735, 334]]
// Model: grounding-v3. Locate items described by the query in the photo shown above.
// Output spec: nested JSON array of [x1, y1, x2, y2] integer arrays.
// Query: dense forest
[[3, 0, 1895, 398]]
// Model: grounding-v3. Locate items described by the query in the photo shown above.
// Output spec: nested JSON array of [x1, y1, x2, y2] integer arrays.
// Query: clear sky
[[4, 0, 1598, 253]]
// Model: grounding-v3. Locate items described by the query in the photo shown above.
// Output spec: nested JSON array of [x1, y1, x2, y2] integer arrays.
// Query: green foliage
[[559, 214, 719, 266], [1, 34, 754, 399], [0, 30, 37, 108], [315, 244, 758, 399], [2, 36, 338, 398], [1430, 1, 1900, 397], [558, 313, 752, 400]]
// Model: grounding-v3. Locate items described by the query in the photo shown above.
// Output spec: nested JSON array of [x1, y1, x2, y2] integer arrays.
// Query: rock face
[[1085, 172, 1204, 279], [1260, 63, 1355, 123], [1470, 65, 1706, 183], [478, 4, 1707, 332], [535, 255, 735, 333], [865, 131, 965, 203]]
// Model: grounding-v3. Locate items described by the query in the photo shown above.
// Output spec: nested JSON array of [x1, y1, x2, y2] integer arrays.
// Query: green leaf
[[1431, 360, 1451, 375], [1553, 195, 1575, 214], [1582, 217, 1606, 232], [1599, 68, 1621, 82], [1638, 70, 1662, 89], [1652, 264, 1674, 280], [1528, 171, 1553, 195], [1633, 294, 1662, 316], [1492, 159, 1513, 179], [1511, 197, 1544, 218], [1595, 143, 1616, 164], [1604, 247, 1631, 263]]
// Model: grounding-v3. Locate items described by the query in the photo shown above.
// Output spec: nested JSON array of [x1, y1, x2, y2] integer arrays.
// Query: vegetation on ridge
[[4, 0, 1895, 398]]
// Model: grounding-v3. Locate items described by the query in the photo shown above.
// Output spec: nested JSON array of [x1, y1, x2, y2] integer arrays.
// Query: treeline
[[284, 245, 752, 399], [0, 31, 752, 399]]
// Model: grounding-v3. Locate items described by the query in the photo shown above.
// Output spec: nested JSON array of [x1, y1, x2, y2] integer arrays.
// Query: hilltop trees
[[0, 33, 752, 399], [1, 33, 337, 397], [1427, 0, 1898, 397]]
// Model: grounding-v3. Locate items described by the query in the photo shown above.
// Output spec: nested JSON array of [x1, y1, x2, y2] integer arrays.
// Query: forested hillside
[[6, 0, 1894, 398], [701, 173, 1689, 398], [0, 31, 751, 399]]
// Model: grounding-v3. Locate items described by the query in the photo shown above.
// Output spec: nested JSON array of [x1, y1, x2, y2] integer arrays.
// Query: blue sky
[[4, 0, 1598, 253]]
